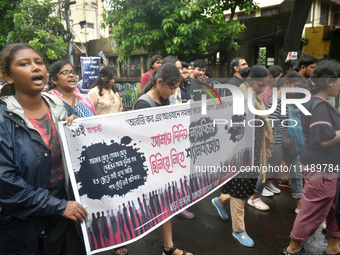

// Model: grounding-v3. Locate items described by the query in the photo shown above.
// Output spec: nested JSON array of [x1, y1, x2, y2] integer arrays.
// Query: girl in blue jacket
[[0, 43, 87, 254]]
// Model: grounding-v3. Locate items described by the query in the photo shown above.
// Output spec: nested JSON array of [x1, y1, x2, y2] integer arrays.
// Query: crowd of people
[[1, 42, 340, 255]]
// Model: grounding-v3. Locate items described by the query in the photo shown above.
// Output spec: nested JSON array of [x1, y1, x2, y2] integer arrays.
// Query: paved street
[[98, 182, 331, 255]]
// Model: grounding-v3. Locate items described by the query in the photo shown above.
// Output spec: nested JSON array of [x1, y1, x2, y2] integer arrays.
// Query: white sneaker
[[265, 183, 281, 194], [247, 198, 270, 211], [262, 187, 274, 197]]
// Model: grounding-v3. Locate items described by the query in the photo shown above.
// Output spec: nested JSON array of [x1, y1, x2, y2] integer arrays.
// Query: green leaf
[[103, 0, 258, 60], [46, 48, 58, 60], [2, 0, 66, 63]]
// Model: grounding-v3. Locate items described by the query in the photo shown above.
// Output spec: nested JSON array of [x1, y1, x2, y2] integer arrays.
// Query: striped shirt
[[267, 97, 288, 145]]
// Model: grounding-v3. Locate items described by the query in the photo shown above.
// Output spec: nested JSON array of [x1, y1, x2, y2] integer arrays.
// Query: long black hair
[[247, 65, 269, 79], [0, 43, 42, 96], [268, 65, 283, 78], [142, 63, 181, 105], [308, 60, 340, 94], [276, 70, 303, 89], [91, 66, 118, 96]]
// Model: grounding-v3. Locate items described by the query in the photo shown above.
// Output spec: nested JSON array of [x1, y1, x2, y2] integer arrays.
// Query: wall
[[303, 26, 331, 58], [53, 0, 109, 43]]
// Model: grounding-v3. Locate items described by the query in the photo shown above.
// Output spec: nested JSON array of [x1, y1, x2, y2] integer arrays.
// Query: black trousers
[[37, 216, 86, 255]]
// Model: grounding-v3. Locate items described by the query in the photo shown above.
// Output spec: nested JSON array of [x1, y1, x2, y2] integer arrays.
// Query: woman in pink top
[[47, 60, 96, 117]]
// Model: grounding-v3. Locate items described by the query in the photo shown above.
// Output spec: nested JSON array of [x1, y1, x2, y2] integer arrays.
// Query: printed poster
[[58, 97, 254, 254], [80, 57, 101, 92]]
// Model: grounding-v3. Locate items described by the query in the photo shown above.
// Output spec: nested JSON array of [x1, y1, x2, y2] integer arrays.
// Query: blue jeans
[[254, 143, 303, 199]]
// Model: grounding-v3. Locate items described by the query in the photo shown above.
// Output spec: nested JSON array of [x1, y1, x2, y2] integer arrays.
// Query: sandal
[[113, 246, 128, 255], [282, 247, 309, 255], [162, 244, 193, 255]]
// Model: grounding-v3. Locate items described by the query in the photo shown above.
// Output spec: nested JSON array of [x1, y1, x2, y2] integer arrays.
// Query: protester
[[141, 54, 163, 89], [162, 55, 182, 70], [188, 62, 194, 77], [47, 60, 96, 117], [145, 56, 194, 221], [211, 65, 273, 247], [228, 57, 249, 87], [0, 43, 87, 254], [248, 71, 304, 212], [295, 54, 318, 79], [135, 63, 180, 108], [88, 66, 123, 115], [134, 63, 193, 255], [258, 65, 289, 188], [283, 60, 340, 255], [259, 65, 283, 107], [163, 55, 183, 105], [180, 62, 191, 103], [155, 57, 194, 219], [190, 59, 207, 82]]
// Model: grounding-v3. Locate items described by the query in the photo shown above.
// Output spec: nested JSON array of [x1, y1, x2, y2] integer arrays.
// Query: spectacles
[[58, 70, 76, 76]]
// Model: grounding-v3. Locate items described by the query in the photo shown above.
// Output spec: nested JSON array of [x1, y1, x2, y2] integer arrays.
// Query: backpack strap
[[309, 97, 340, 114], [135, 94, 156, 108], [291, 107, 300, 115], [310, 98, 324, 113]]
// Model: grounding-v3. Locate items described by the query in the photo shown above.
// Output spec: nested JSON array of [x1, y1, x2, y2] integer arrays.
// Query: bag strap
[[310, 98, 323, 113], [311, 98, 340, 117], [135, 94, 156, 108], [288, 106, 299, 136], [272, 117, 280, 152], [291, 106, 301, 115]]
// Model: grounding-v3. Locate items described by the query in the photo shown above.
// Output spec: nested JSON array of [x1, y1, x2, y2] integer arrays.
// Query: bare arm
[[319, 130, 340, 147]]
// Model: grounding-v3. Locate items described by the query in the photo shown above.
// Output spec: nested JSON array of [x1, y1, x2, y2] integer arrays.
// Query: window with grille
[[320, 3, 329, 25]]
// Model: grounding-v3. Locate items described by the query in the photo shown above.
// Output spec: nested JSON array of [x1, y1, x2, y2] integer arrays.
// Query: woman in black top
[[135, 63, 180, 109], [135, 63, 192, 255], [211, 65, 274, 248], [284, 60, 340, 255]]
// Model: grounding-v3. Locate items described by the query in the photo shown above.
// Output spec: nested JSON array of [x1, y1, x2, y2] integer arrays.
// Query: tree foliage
[[0, 0, 20, 48], [5, 0, 68, 63], [103, 0, 258, 61]]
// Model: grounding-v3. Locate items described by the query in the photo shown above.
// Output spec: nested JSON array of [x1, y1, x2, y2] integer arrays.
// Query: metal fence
[[116, 83, 141, 110]]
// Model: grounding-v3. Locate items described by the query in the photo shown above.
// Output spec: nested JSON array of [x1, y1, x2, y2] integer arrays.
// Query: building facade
[[53, 0, 109, 54], [224, 0, 340, 71], [71, 0, 340, 81]]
